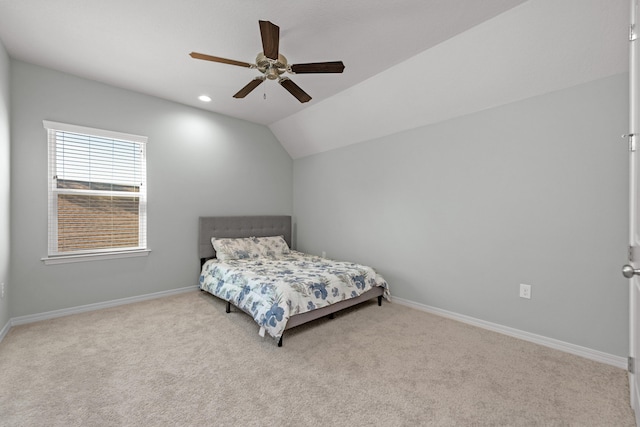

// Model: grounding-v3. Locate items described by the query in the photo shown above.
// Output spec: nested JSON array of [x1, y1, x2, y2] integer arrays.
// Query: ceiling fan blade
[[279, 78, 312, 103], [189, 52, 253, 68], [290, 61, 345, 74], [259, 20, 280, 60], [233, 77, 265, 98]]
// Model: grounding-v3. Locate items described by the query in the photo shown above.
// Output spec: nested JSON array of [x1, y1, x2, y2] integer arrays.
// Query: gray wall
[[293, 74, 629, 357], [0, 40, 9, 328], [10, 60, 292, 318]]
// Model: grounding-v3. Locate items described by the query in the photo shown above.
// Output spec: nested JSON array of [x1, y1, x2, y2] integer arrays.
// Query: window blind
[[44, 121, 147, 257]]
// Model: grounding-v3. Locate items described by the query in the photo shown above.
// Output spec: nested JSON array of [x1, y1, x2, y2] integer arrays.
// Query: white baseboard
[[9, 285, 198, 327], [0, 318, 10, 342], [391, 296, 627, 370]]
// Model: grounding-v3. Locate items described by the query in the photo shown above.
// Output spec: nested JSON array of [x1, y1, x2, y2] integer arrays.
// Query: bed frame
[[198, 215, 384, 346]]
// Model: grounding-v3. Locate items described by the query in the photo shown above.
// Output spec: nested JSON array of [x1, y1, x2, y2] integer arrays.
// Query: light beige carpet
[[0, 291, 635, 426]]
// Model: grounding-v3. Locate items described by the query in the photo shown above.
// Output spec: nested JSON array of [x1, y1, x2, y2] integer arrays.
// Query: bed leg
[[328, 313, 335, 319], [278, 336, 283, 347], [226, 301, 231, 313], [378, 295, 382, 306]]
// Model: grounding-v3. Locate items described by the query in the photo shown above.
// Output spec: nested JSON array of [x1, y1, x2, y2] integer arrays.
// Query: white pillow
[[211, 236, 290, 260]]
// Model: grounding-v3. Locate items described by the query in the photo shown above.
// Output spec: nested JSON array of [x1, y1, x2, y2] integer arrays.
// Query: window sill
[[41, 249, 151, 265]]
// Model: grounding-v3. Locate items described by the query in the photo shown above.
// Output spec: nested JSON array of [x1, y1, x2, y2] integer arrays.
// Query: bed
[[198, 215, 390, 346]]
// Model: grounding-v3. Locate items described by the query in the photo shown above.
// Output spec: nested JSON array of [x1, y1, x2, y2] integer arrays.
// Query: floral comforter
[[199, 250, 390, 340]]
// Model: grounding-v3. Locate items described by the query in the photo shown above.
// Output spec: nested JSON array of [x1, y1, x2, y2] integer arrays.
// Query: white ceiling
[[0, 0, 629, 158], [272, 0, 630, 158]]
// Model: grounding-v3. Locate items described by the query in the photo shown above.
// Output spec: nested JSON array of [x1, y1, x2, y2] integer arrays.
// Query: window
[[43, 121, 149, 264]]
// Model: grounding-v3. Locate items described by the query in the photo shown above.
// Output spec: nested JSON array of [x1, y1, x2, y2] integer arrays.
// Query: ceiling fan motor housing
[[256, 53, 287, 80]]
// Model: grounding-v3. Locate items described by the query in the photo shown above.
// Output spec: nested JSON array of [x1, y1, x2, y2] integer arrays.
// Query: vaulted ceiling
[[0, 0, 628, 158]]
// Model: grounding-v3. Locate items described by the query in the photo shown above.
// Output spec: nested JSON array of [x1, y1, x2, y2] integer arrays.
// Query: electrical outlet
[[519, 283, 531, 299], [0, 282, 4, 299], [321, 251, 327, 258]]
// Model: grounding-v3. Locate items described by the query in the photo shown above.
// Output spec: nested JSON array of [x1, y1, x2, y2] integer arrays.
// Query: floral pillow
[[211, 236, 290, 260]]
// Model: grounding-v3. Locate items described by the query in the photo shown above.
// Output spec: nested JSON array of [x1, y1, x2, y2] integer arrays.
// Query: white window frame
[[42, 120, 150, 265]]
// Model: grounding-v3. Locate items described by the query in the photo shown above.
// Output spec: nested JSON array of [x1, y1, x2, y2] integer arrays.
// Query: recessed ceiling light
[[198, 95, 212, 102]]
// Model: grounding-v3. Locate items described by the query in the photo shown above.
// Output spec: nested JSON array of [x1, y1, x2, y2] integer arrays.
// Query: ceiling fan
[[189, 20, 345, 103]]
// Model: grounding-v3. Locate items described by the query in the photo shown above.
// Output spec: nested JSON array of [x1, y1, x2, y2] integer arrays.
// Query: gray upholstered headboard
[[198, 215, 292, 262]]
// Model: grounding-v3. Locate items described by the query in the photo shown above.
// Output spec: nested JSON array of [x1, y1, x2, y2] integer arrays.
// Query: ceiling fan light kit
[[255, 52, 287, 80], [190, 20, 345, 103]]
